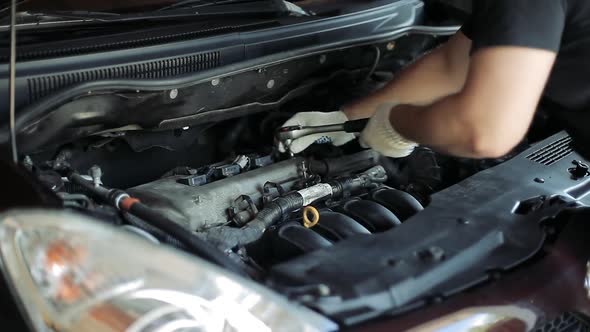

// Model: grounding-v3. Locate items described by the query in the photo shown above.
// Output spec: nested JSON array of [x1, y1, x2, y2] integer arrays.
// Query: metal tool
[[277, 118, 369, 154]]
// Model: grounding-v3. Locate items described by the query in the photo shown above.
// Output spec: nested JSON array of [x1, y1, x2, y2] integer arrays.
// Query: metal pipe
[[8, 0, 17, 163]]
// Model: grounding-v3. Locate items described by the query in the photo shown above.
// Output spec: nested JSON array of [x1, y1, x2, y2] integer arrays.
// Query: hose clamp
[[114, 193, 130, 210]]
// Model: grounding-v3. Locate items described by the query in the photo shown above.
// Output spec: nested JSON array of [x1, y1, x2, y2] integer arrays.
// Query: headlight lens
[[407, 306, 536, 332], [0, 210, 337, 332]]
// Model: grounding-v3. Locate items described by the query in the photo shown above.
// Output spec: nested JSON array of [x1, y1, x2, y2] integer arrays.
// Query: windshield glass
[[1, 0, 309, 13], [0, 0, 301, 28], [5, 0, 178, 13], [0, 0, 394, 26], [1, 0, 387, 15]]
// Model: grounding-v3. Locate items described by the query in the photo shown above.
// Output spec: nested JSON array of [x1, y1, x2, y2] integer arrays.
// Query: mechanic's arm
[[279, 31, 472, 154], [363, 46, 557, 159], [344, 32, 472, 120]]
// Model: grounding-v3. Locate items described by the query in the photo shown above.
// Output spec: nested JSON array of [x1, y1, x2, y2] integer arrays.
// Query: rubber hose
[[68, 173, 111, 200], [204, 167, 386, 250], [123, 212, 185, 248], [205, 193, 304, 250]]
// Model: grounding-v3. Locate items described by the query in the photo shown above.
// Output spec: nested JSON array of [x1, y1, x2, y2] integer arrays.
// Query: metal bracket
[[263, 182, 286, 204], [228, 195, 259, 226]]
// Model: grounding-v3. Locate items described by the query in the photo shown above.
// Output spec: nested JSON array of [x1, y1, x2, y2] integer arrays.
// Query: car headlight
[[407, 306, 537, 332], [0, 210, 337, 332]]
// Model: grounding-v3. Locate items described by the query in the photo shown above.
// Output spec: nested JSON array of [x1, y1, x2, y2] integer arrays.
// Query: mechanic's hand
[[360, 104, 418, 158], [278, 111, 356, 153]]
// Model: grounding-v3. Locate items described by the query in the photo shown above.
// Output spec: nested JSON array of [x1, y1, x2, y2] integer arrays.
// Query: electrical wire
[[9, 0, 18, 163], [364, 45, 381, 81]]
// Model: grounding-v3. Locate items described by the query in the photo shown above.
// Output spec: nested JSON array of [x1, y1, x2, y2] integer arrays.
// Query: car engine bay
[[20, 35, 449, 266], [3, 7, 588, 327], [29, 93, 439, 271]]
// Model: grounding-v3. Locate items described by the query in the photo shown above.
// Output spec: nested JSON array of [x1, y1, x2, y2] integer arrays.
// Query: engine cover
[[269, 132, 584, 325]]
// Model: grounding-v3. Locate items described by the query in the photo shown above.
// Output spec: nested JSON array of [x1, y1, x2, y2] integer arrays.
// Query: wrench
[[277, 118, 369, 154]]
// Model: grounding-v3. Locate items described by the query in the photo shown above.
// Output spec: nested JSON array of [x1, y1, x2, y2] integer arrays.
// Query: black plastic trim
[[270, 132, 585, 325], [0, 24, 458, 145], [0, 1, 459, 121], [526, 136, 573, 166]]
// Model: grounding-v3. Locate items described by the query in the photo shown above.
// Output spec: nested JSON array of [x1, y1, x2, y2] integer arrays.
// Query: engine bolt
[[534, 177, 545, 184], [211, 78, 220, 86], [432, 296, 444, 304], [169, 89, 178, 99], [267, 79, 275, 89], [457, 218, 470, 225], [385, 258, 397, 266], [317, 284, 331, 296], [89, 165, 103, 187], [386, 41, 396, 51], [417, 246, 445, 262], [22, 155, 33, 171]]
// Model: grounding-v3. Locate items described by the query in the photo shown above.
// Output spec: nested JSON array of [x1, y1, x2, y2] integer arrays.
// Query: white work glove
[[278, 111, 356, 154], [360, 104, 418, 158]]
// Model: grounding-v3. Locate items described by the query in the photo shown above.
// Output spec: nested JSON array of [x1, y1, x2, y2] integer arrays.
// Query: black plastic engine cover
[[269, 132, 586, 325]]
